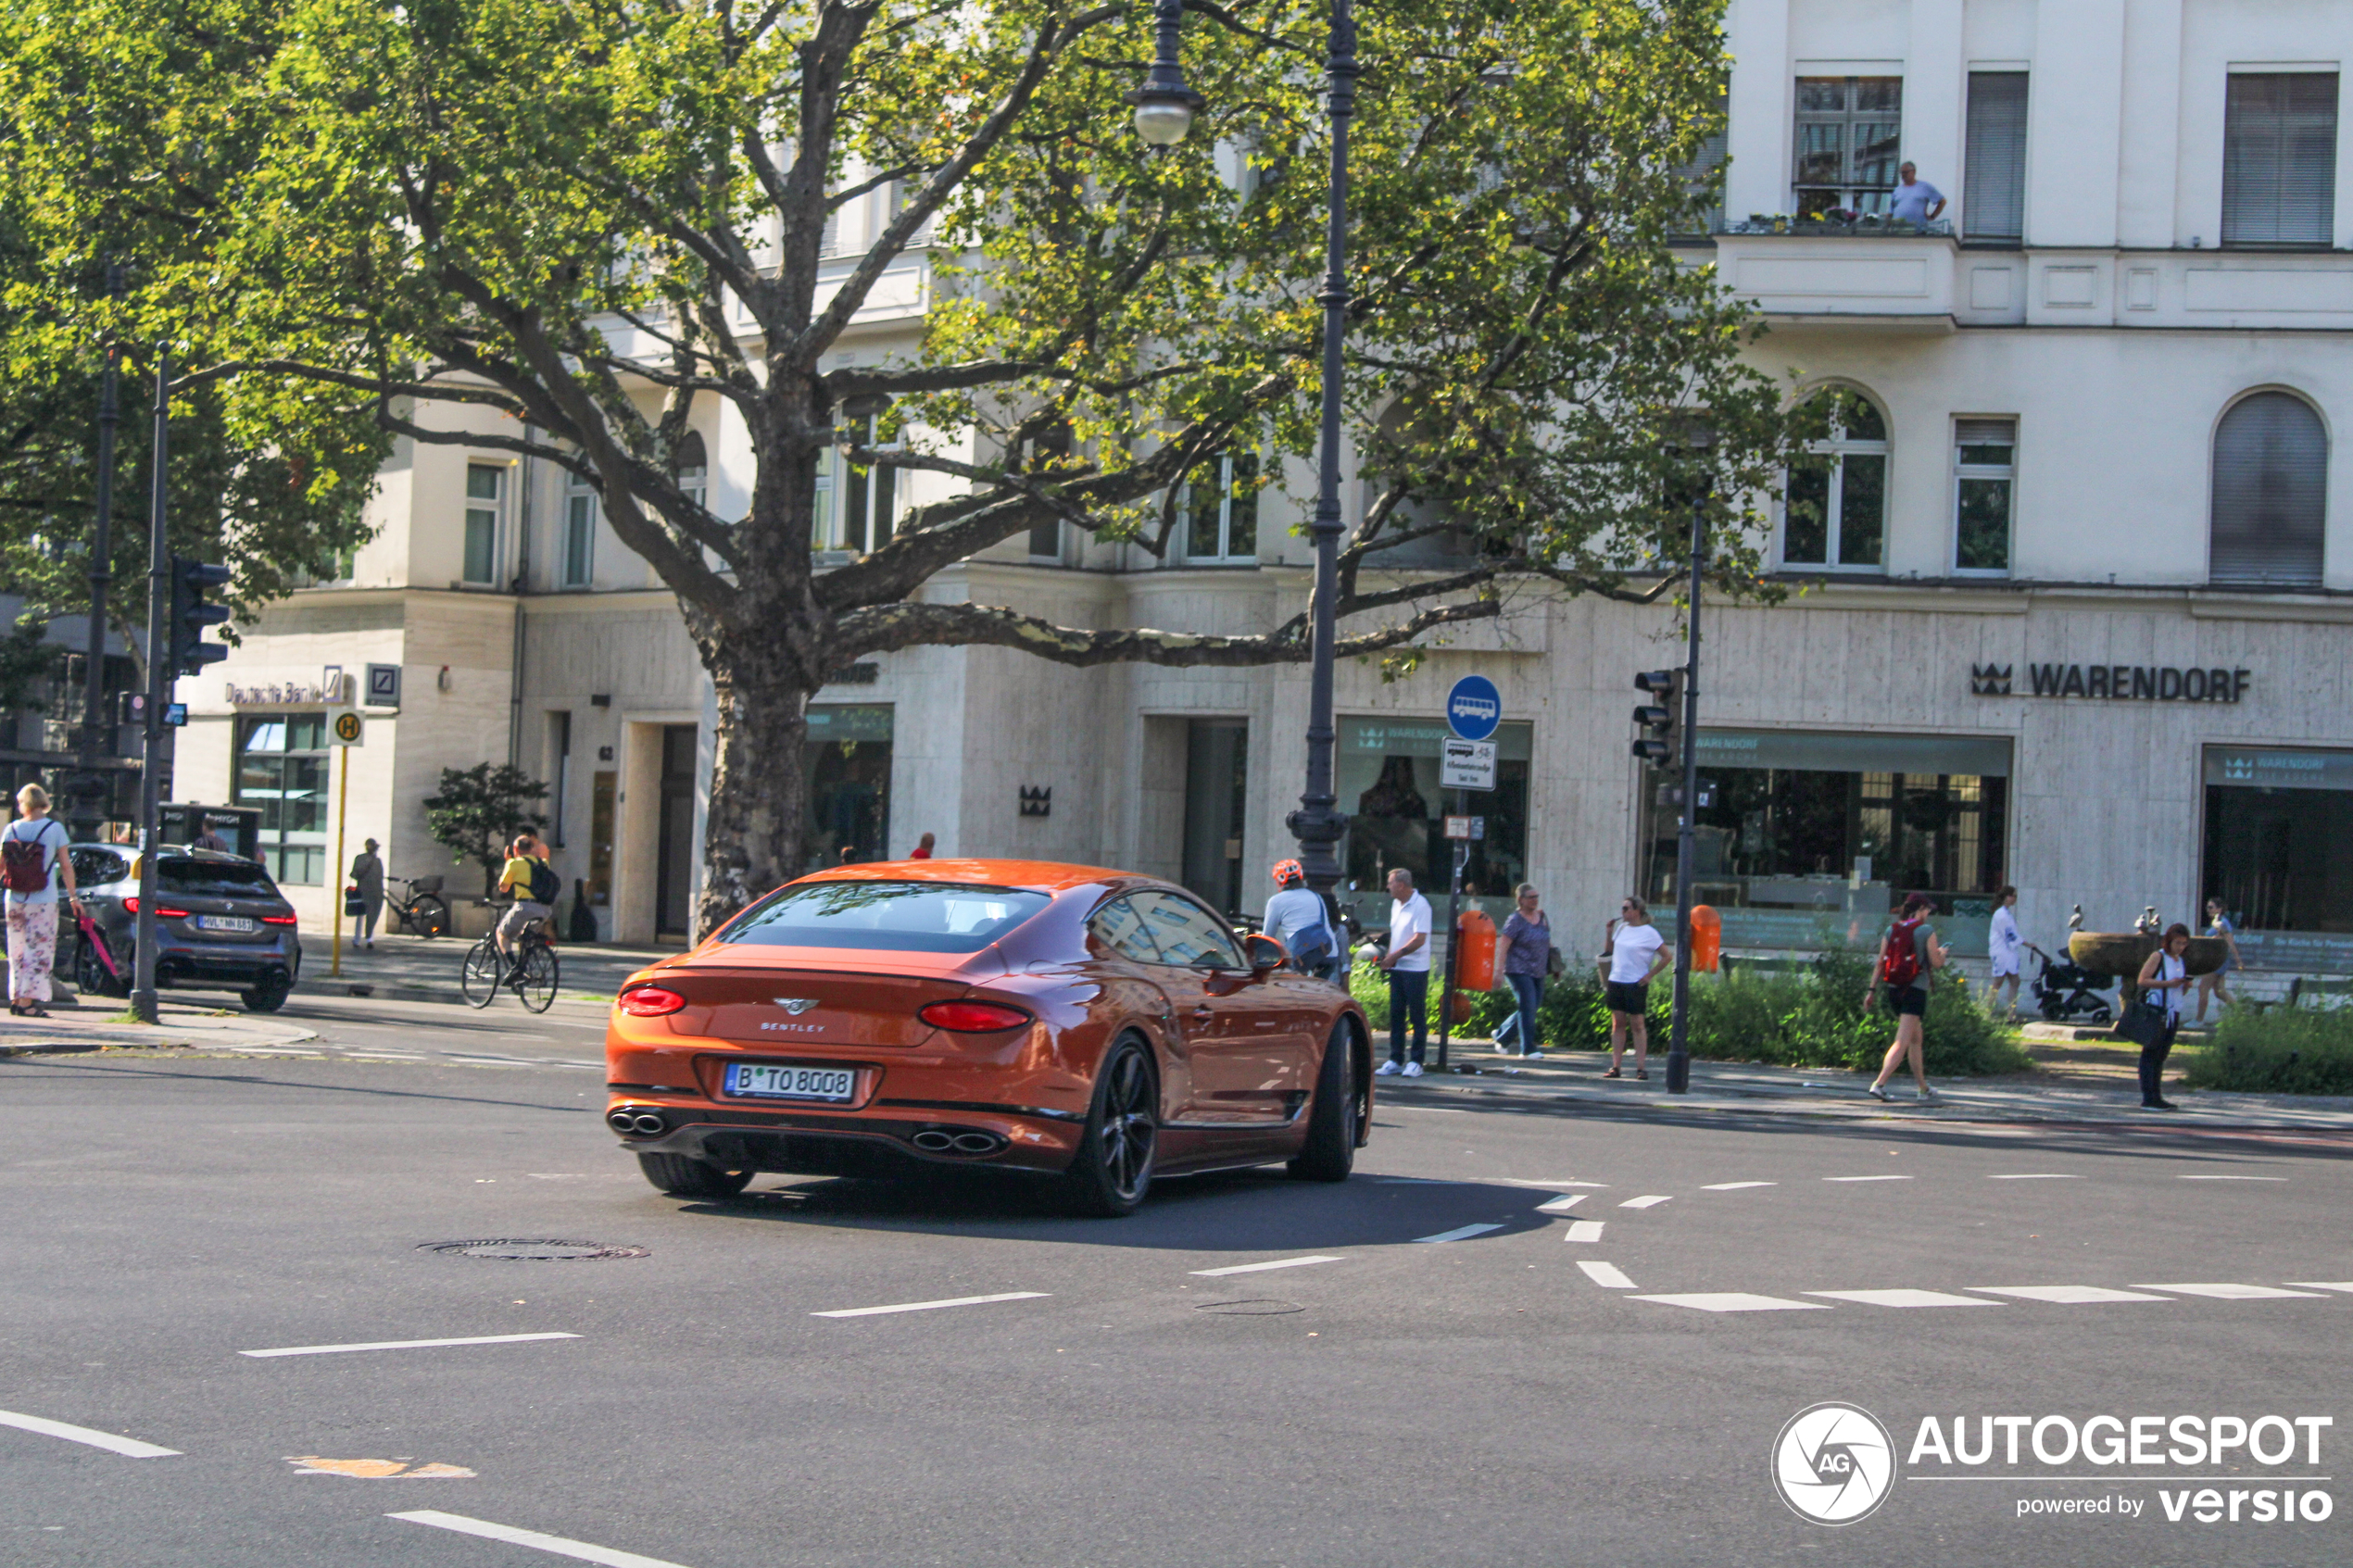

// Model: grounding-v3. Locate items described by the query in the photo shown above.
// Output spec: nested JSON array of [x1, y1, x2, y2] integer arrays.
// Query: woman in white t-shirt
[[1983, 885, 2022, 1020], [1598, 897, 1670, 1080]]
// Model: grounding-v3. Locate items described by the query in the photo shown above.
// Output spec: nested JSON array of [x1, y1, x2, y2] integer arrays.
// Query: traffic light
[[1631, 668, 1681, 767], [170, 557, 233, 677]]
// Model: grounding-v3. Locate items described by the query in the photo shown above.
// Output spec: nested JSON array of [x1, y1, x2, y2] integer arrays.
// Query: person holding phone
[[1599, 897, 1669, 1080], [2134, 923, 2195, 1110]]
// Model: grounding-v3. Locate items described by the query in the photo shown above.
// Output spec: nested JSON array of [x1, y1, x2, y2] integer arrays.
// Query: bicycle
[[388, 875, 452, 939], [460, 914, 560, 1012]]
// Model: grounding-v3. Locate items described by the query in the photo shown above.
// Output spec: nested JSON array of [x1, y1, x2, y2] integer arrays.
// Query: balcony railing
[[1723, 214, 1955, 239]]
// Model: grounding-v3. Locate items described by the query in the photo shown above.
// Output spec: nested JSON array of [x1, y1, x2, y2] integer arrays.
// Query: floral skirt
[[7, 900, 59, 1003]]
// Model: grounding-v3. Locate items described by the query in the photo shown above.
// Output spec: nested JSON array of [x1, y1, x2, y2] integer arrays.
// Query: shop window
[[1640, 729, 2011, 956], [1783, 389, 1886, 570], [1793, 77, 1903, 217], [2210, 392, 2326, 587], [1954, 418, 2015, 574], [1962, 72, 2028, 244], [2222, 73, 2337, 249], [463, 463, 504, 585], [805, 704, 893, 872], [233, 714, 328, 884], [561, 471, 596, 588], [1337, 717, 1531, 933], [2204, 748, 2353, 969], [1180, 451, 1259, 564], [1181, 719, 1248, 915]]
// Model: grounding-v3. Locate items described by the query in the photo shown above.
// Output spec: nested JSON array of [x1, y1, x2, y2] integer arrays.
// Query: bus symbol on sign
[[1444, 674, 1503, 742]]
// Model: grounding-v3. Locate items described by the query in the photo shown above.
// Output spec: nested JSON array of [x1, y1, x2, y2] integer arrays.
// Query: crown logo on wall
[[1018, 785, 1051, 818], [1969, 662, 2014, 696]]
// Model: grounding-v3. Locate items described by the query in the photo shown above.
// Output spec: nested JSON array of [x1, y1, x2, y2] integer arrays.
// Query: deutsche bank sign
[[1445, 674, 1502, 742]]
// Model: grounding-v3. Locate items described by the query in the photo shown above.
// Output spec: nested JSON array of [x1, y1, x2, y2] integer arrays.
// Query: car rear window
[[158, 859, 281, 898], [719, 880, 1050, 953]]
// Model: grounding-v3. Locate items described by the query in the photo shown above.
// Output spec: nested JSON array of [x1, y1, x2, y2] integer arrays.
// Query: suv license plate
[[195, 915, 258, 934], [724, 1063, 856, 1102]]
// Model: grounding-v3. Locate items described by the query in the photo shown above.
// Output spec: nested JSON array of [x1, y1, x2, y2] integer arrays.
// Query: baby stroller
[[2024, 942, 2113, 1024]]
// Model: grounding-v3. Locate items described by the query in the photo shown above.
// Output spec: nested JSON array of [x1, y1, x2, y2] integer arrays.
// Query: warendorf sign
[[1969, 662, 2251, 702]]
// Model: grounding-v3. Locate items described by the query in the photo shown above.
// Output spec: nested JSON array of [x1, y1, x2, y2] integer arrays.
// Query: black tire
[[1060, 1035, 1158, 1217], [517, 942, 559, 1013], [636, 1152, 754, 1198], [459, 937, 501, 1009], [74, 939, 124, 999], [413, 895, 451, 939], [1288, 1019, 1361, 1182], [242, 976, 292, 1013], [2090, 1005, 2113, 1024]]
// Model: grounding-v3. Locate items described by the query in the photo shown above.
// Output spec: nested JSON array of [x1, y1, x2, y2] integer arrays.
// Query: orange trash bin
[[1453, 908, 1498, 994], [1688, 905, 1721, 973]]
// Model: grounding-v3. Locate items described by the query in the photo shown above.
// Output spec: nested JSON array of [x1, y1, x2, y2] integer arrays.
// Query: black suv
[[68, 845, 302, 1012]]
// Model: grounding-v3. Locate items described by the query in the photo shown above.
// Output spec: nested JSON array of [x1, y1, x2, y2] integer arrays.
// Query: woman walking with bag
[[3, 784, 82, 1017], [1495, 884, 1552, 1058], [1864, 892, 1947, 1103], [2130, 924, 2195, 1110]]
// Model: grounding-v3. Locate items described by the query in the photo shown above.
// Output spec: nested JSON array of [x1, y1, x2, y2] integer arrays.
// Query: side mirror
[[1243, 933, 1286, 973]]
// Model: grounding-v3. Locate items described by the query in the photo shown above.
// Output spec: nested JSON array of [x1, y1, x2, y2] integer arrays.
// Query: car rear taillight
[[617, 986, 686, 1017], [122, 899, 191, 918], [261, 914, 296, 925], [918, 999, 1033, 1033]]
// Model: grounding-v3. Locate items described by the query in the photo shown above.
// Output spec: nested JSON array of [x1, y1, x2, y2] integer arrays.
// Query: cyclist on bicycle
[[495, 834, 560, 982]]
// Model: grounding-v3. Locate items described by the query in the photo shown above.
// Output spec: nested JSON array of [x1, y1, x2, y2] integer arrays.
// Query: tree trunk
[[694, 654, 813, 941]]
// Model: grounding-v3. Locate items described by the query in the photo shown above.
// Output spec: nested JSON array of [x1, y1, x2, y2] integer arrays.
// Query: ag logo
[[1771, 1402, 1896, 1525]]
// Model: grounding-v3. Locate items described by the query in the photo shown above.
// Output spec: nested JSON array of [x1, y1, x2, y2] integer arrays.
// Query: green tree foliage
[[422, 763, 550, 898], [0, 0, 1813, 930]]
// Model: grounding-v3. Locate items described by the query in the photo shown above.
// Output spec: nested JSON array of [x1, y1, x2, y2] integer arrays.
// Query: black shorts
[[1888, 985, 1928, 1018], [1604, 980, 1650, 1016]]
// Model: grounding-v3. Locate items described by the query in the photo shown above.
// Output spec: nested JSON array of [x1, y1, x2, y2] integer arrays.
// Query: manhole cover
[[416, 1239, 648, 1261], [1194, 1298, 1303, 1315]]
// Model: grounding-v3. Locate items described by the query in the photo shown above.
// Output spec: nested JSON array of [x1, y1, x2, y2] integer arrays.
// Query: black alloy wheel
[[1287, 1020, 1360, 1182], [1062, 1036, 1158, 1217], [74, 939, 123, 999], [636, 1152, 754, 1198]]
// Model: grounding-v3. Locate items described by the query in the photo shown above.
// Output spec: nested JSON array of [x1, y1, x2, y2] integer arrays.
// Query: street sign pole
[[128, 345, 169, 1025], [1666, 495, 1707, 1096], [1438, 676, 1501, 1075], [327, 709, 364, 978], [1437, 787, 1466, 1073]]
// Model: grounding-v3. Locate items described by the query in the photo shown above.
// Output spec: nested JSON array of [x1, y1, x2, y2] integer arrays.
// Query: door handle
[[1190, 1005, 1214, 1022]]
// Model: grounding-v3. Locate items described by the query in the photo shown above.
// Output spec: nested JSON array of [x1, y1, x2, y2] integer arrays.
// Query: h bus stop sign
[[1445, 674, 1501, 741]]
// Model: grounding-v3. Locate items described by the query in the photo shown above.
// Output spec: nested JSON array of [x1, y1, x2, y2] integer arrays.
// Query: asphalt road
[[4, 1033, 2349, 1567]]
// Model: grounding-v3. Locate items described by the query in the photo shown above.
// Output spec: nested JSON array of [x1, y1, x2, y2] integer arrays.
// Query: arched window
[[2211, 393, 2326, 586], [1783, 388, 1887, 569]]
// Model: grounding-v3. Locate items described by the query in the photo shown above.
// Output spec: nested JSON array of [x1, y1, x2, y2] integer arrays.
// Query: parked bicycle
[[389, 875, 452, 939], [460, 914, 560, 1012]]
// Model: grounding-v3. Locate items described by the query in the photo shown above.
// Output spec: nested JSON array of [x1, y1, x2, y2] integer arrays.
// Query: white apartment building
[[178, 0, 2353, 977]]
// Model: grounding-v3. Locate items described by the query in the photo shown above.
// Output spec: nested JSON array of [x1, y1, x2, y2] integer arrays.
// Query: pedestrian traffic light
[[1631, 669, 1681, 766], [170, 557, 233, 677]]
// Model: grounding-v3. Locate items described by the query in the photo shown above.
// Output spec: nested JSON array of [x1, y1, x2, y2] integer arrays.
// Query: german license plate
[[195, 914, 257, 934], [723, 1063, 856, 1102]]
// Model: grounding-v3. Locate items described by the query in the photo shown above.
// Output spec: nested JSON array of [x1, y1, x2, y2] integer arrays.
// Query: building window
[[1783, 390, 1887, 570], [1337, 717, 1531, 933], [1954, 419, 2016, 574], [1674, 84, 1730, 238], [2222, 73, 2339, 249], [233, 714, 327, 885], [561, 471, 596, 588], [1180, 451, 1259, 563], [828, 399, 898, 554], [2210, 392, 2327, 587], [673, 431, 707, 510], [1027, 516, 1062, 560], [463, 463, 504, 585], [1962, 72, 2029, 243], [1793, 77, 1903, 217]]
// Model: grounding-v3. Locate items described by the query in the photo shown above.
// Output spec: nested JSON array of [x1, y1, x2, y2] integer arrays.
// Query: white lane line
[[343, 1052, 428, 1061], [1632, 1293, 1831, 1313], [1969, 1286, 2171, 1304], [812, 1292, 1048, 1319], [1499, 1179, 1609, 1188], [1386, 1106, 1467, 1113], [1824, 1174, 1913, 1183], [1807, 1289, 2000, 1309], [1536, 1194, 1583, 1213], [1578, 1261, 1635, 1289], [1702, 1182, 1776, 1191], [1987, 1173, 2081, 1180], [2288, 1282, 2353, 1293], [0, 1409, 180, 1458], [2131, 1283, 2327, 1300], [1563, 1221, 1605, 1243], [240, 1332, 582, 1359], [1618, 1195, 1672, 1210], [1412, 1223, 1504, 1244], [389, 1511, 695, 1568], [2179, 1174, 2287, 1181], [1189, 1256, 1343, 1277]]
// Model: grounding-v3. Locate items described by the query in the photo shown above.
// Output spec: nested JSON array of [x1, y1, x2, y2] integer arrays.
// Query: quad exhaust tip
[[911, 1127, 1007, 1158]]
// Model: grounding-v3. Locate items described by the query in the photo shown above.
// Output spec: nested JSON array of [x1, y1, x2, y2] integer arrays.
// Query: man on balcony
[[1891, 163, 1946, 224]]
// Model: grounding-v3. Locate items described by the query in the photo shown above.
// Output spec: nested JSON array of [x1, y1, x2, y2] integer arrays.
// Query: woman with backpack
[[3, 784, 83, 1017], [1864, 892, 1947, 1102]]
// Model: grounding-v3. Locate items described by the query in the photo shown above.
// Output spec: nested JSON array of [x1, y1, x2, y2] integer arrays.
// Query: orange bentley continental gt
[[604, 859, 1373, 1215]]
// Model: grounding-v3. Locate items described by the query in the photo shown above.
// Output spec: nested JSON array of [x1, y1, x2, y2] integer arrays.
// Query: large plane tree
[[4, 0, 1805, 933]]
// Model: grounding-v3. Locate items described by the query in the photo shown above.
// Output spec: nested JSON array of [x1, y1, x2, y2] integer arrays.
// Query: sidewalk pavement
[[296, 932, 681, 1005], [1409, 1038, 2353, 1134], [0, 998, 318, 1056]]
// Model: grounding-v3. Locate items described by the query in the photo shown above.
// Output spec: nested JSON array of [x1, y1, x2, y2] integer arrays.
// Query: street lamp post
[[1663, 492, 1706, 1095]]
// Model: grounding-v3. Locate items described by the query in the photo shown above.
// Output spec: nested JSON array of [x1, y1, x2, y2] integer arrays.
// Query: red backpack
[[1879, 916, 1925, 989], [0, 821, 53, 896]]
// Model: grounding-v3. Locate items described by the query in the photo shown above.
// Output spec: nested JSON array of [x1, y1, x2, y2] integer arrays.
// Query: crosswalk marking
[[1702, 1182, 1775, 1190], [1562, 1222, 1604, 1243], [1986, 1173, 2079, 1180], [1412, 1223, 1504, 1244], [2131, 1283, 2326, 1300], [1968, 1286, 2171, 1304], [1618, 1195, 1672, 1210], [1824, 1174, 1912, 1183], [1806, 1289, 1998, 1309], [1631, 1293, 1831, 1314], [0, 1409, 181, 1458], [1577, 1261, 1635, 1289], [1535, 1195, 1582, 1213], [2288, 1282, 2353, 1293], [1189, 1256, 1342, 1277]]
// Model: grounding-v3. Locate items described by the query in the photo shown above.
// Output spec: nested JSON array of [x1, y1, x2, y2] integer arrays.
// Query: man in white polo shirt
[[1374, 867, 1434, 1078]]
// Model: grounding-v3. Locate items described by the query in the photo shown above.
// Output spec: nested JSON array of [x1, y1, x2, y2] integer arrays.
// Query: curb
[[333, 984, 610, 1009]]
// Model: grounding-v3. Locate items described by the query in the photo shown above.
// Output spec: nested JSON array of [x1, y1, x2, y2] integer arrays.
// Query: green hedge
[[1349, 948, 2027, 1076], [2182, 1006, 2353, 1096]]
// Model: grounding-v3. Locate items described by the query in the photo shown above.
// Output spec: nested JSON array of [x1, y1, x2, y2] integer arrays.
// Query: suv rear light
[[617, 986, 686, 1017], [918, 999, 1033, 1033], [260, 913, 297, 925], [122, 898, 192, 918]]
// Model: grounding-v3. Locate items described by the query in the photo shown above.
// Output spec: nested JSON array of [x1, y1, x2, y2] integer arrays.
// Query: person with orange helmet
[[1264, 859, 1339, 982]]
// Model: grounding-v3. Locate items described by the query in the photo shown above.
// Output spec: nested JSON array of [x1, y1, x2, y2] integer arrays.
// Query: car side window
[[69, 848, 126, 886], [1134, 892, 1247, 970], [1087, 897, 1164, 964]]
